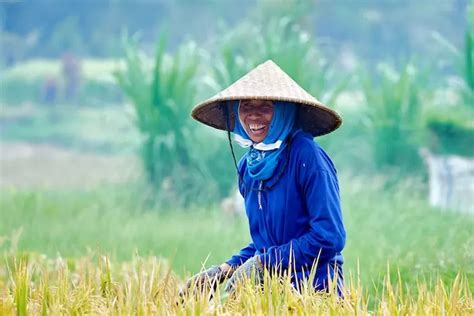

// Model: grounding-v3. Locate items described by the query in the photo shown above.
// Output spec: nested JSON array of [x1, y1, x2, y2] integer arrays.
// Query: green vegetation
[[0, 185, 249, 276], [1, 175, 472, 290], [421, 16, 474, 157], [462, 5, 474, 105], [2, 1, 471, 182], [114, 37, 239, 206], [360, 62, 428, 172], [1, 174, 472, 313], [115, 37, 198, 185]]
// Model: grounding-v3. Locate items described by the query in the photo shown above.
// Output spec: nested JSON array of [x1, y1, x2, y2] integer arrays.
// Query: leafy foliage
[[422, 9, 474, 157], [463, 27, 474, 107], [361, 63, 424, 171], [115, 36, 214, 205]]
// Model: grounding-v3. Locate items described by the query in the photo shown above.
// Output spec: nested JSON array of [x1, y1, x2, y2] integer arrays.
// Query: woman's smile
[[249, 123, 267, 136]]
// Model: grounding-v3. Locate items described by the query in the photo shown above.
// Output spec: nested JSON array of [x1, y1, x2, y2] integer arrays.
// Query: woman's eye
[[240, 103, 272, 115]]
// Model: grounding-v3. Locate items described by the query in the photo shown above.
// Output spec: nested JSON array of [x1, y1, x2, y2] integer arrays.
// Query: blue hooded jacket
[[225, 129, 346, 291]]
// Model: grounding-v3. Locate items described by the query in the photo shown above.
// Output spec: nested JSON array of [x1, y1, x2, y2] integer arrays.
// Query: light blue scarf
[[232, 100, 297, 181]]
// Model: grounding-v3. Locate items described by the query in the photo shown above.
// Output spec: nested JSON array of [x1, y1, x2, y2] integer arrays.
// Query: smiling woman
[[187, 60, 345, 297]]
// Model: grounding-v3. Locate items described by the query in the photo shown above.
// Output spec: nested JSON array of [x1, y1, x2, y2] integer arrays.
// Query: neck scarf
[[232, 100, 297, 181]]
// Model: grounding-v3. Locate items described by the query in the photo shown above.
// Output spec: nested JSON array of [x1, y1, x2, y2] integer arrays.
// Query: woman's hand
[[219, 262, 234, 275], [185, 266, 224, 291], [224, 256, 264, 295], [179, 263, 234, 300]]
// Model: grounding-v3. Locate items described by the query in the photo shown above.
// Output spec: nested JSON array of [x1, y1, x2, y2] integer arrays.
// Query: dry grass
[[0, 253, 472, 315]]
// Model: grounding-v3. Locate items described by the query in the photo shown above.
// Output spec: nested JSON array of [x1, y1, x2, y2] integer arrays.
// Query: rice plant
[[0, 253, 472, 315]]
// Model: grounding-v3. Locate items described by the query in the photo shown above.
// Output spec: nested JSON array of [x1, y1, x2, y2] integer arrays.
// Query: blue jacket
[[226, 130, 346, 290]]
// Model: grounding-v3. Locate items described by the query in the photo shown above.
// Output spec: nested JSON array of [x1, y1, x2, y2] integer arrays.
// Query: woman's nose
[[248, 110, 262, 118]]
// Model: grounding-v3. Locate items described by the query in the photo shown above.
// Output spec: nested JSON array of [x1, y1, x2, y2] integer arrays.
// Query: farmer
[[187, 60, 346, 296]]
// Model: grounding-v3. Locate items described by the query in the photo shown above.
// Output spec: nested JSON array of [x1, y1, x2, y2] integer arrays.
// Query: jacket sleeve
[[259, 146, 346, 270], [225, 242, 257, 267]]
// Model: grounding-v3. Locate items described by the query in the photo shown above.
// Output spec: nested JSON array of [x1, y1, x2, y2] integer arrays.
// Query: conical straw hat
[[191, 60, 342, 137]]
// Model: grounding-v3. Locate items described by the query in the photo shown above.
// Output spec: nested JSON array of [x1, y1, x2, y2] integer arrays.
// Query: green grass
[[1, 175, 472, 292], [0, 185, 250, 277], [341, 175, 473, 290]]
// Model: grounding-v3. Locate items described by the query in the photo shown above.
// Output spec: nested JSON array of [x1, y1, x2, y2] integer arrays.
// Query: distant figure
[[62, 53, 82, 101], [184, 60, 346, 297], [42, 77, 58, 104]]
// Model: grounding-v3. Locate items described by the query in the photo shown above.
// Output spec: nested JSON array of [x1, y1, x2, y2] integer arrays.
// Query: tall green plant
[[463, 27, 474, 106], [361, 63, 424, 171], [432, 5, 474, 107], [423, 28, 474, 157], [422, 6, 474, 157], [465, 3, 474, 96], [115, 36, 205, 204]]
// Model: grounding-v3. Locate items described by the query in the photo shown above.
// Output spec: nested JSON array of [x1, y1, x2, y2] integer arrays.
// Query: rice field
[[0, 253, 472, 315], [0, 174, 472, 314]]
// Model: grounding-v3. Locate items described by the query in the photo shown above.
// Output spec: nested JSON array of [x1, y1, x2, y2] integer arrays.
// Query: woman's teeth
[[250, 124, 265, 132]]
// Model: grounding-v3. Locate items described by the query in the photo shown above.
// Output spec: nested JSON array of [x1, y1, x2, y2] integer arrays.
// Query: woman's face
[[239, 100, 274, 143]]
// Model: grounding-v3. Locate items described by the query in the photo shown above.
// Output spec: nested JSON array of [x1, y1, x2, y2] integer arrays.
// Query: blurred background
[[0, 0, 472, 292]]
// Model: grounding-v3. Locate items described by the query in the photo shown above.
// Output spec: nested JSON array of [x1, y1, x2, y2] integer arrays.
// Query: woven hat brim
[[191, 96, 342, 137], [191, 59, 342, 136]]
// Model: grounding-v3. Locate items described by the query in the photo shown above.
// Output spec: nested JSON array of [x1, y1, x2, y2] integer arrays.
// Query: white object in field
[[420, 149, 474, 214], [221, 189, 245, 217]]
